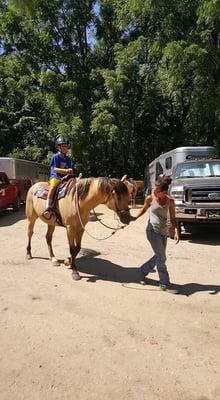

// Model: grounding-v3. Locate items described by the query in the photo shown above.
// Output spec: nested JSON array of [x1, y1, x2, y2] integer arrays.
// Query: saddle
[[34, 175, 76, 225]]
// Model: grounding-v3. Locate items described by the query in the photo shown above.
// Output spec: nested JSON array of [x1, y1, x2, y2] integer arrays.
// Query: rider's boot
[[42, 196, 53, 219]]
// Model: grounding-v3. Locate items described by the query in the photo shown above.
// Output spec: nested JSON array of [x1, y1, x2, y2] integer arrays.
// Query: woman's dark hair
[[154, 180, 169, 192]]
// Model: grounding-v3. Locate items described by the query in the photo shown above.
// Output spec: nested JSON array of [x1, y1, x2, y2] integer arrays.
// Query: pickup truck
[[0, 171, 21, 211], [169, 159, 220, 232]]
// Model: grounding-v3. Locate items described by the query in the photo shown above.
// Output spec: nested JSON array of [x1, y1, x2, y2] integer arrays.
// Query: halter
[[75, 184, 127, 241]]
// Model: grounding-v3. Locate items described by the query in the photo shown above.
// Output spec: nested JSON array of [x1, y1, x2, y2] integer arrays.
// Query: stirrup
[[42, 207, 53, 220]]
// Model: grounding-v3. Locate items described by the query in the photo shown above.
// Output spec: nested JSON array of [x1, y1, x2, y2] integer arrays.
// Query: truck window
[[165, 157, 172, 169], [173, 161, 220, 178], [0, 175, 6, 184], [212, 163, 220, 176]]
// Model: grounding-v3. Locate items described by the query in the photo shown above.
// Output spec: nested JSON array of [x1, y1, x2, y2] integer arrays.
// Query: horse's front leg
[[66, 225, 82, 280], [46, 224, 60, 266]]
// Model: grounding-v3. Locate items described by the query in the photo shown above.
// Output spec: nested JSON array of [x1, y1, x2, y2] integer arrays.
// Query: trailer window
[[156, 162, 163, 179], [165, 157, 172, 169]]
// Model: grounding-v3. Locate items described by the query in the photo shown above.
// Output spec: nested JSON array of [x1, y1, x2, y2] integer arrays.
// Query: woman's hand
[[169, 199, 180, 243], [174, 228, 180, 244]]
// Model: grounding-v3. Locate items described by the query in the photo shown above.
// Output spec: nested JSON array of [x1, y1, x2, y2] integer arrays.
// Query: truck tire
[[12, 196, 21, 212], [178, 222, 183, 239], [182, 223, 193, 233]]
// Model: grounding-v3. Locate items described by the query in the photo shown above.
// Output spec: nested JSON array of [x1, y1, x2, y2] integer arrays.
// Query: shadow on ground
[[30, 248, 101, 264], [28, 247, 220, 297], [0, 206, 26, 226], [180, 225, 220, 246], [75, 254, 220, 297]]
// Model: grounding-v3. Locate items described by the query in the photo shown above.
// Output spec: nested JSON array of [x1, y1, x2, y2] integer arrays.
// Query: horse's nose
[[119, 210, 131, 225]]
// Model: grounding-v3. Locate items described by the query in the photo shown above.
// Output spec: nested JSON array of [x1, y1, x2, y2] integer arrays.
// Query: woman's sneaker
[[159, 283, 169, 291], [138, 271, 148, 285], [159, 283, 179, 294]]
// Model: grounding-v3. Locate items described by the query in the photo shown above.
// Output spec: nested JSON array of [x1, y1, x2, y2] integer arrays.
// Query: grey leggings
[[140, 223, 170, 285]]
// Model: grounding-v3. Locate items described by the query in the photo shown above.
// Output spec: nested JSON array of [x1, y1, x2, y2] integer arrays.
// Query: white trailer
[[0, 158, 49, 201], [145, 146, 214, 194]]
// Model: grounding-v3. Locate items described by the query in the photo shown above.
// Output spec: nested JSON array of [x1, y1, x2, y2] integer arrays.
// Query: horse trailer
[[0, 158, 49, 202], [144, 146, 214, 194]]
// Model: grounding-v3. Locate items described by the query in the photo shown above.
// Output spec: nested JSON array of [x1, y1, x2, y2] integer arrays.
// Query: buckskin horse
[[25, 177, 131, 280], [121, 175, 144, 208]]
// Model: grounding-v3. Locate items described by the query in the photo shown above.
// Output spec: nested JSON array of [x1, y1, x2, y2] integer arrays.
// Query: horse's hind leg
[[26, 215, 38, 259], [66, 225, 83, 280], [46, 225, 60, 266]]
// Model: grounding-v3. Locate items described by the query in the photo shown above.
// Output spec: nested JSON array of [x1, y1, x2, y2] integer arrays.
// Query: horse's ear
[[121, 174, 127, 182]]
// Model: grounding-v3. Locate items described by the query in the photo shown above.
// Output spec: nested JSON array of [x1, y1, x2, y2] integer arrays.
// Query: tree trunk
[[206, 111, 216, 146]]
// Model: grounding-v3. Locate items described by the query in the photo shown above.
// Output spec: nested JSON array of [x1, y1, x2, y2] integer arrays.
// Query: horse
[[121, 175, 145, 207], [135, 180, 145, 196], [121, 175, 136, 207], [25, 177, 131, 280]]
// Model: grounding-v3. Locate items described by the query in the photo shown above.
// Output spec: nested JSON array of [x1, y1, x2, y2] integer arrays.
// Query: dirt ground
[[0, 202, 220, 400]]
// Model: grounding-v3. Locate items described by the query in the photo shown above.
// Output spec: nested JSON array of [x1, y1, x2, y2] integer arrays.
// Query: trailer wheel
[[12, 196, 21, 212]]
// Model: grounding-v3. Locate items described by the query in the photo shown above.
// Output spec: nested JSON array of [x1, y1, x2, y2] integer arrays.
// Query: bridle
[[75, 184, 128, 241]]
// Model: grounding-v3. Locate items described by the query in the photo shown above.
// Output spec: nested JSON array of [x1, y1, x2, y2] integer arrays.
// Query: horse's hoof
[[72, 272, 81, 281], [51, 257, 60, 267], [64, 257, 71, 266]]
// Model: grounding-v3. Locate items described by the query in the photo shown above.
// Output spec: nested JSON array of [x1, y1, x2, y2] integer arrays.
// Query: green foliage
[[1, 0, 220, 176]]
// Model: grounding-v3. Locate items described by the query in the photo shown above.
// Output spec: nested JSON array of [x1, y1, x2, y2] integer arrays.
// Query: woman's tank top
[[148, 198, 169, 236]]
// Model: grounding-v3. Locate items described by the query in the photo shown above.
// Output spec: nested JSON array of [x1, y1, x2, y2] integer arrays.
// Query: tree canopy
[[0, 0, 219, 176]]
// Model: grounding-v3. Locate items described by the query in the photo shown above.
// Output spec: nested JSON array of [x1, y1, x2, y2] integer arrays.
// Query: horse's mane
[[66, 177, 128, 200], [105, 178, 129, 197], [65, 177, 92, 199]]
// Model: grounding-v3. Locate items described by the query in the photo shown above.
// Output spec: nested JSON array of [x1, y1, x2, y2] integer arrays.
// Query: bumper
[[175, 207, 220, 223]]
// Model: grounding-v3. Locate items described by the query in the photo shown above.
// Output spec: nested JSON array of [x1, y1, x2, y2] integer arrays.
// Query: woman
[[134, 179, 180, 291]]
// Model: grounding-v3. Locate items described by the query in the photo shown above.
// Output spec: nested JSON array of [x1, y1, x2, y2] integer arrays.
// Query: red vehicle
[[0, 171, 21, 211], [0, 157, 49, 202]]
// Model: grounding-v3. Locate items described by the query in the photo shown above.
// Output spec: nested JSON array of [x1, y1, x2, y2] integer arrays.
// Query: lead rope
[[75, 186, 124, 241], [92, 207, 125, 231]]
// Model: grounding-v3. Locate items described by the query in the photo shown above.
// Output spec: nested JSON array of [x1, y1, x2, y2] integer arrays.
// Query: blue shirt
[[50, 152, 73, 179]]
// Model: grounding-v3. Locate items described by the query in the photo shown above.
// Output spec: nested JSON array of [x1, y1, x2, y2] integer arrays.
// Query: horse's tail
[[25, 186, 35, 220]]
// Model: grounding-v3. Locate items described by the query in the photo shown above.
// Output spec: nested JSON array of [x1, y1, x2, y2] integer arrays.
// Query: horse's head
[[105, 179, 131, 224]]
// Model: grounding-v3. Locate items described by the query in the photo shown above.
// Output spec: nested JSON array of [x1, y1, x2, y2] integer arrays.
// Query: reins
[[75, 184, 126, 241], [91, 207, 125, 231]]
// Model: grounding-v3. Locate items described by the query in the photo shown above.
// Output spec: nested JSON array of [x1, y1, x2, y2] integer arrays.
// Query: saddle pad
[[34, 187, 48, 200], [34, 182, 73, 200], [57, 186, 67, 199]]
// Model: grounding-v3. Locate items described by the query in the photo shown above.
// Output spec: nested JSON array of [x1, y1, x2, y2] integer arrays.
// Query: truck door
[[0, 174, 15, 208], [0, 174, 8, 208], [5, 178, 16, 207]]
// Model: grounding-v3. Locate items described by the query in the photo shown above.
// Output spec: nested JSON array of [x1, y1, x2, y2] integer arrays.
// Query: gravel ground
[[0, 204, 220, 400]]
